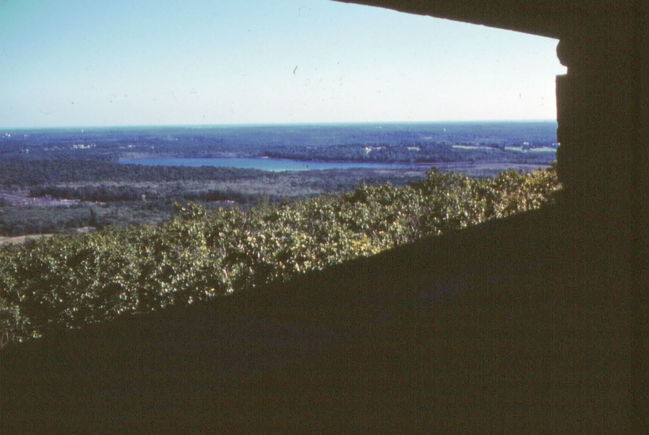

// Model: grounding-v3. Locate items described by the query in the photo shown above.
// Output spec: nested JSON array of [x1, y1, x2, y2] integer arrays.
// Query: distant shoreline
[[1, 120, 558, 132], [118, 156, 550, 175]]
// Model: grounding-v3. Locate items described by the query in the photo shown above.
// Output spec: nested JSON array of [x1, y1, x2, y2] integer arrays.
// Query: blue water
[[119, 157, 416, 172]]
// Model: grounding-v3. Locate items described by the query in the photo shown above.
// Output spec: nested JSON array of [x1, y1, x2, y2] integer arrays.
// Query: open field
[[0, 234, 53, 245]]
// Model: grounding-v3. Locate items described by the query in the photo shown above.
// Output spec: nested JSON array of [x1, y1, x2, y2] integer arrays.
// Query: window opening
[[0, 0, 565, 343]]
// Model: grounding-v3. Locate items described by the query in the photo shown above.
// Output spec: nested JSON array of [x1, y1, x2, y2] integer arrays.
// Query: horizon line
[[0, 119, 558, 131]]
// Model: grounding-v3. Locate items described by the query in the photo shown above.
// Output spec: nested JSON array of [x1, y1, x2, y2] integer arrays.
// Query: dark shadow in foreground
[[0, 205, 637, 432]]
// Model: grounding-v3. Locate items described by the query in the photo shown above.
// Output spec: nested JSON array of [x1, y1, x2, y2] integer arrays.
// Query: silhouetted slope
[[0, 205, 634, 432]]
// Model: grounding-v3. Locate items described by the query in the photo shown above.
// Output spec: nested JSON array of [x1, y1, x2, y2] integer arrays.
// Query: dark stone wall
[[336, 0, 633, 39], [342, 0, 648, 428], [637, 3, 649, 427], [552, 4, 647, 429]]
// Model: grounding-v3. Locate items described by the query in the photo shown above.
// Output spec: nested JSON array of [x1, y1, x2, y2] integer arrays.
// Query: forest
[[0, 122, 561, 344], [0, 165, 560, 346], [0, 122, 557, 236], [0, 122, 558, 166], [0, 158, 427, 235], [262, 141, 555, 164]]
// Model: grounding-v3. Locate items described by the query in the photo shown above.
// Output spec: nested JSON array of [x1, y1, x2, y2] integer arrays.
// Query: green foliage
[[0, 167, 560, 345]]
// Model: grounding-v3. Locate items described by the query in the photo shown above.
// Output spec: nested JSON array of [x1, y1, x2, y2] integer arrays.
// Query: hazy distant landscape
[[0, 121, 556, 237]]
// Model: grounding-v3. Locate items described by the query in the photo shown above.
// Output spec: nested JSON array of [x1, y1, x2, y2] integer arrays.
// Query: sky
[[0, 0, 565, 128]]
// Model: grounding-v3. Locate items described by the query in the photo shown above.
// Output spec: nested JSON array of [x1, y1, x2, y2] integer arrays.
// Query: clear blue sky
[[0, 0, 565, 128]]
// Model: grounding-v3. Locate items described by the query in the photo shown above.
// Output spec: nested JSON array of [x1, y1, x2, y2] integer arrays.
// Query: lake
[[119, 157, 417, 172]]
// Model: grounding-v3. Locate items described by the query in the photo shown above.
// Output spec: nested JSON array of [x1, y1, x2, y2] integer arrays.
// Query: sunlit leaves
[[0, 166, 560, 345]]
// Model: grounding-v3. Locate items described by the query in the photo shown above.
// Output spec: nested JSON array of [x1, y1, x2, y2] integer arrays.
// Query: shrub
[[0, 167, 560, 345]]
